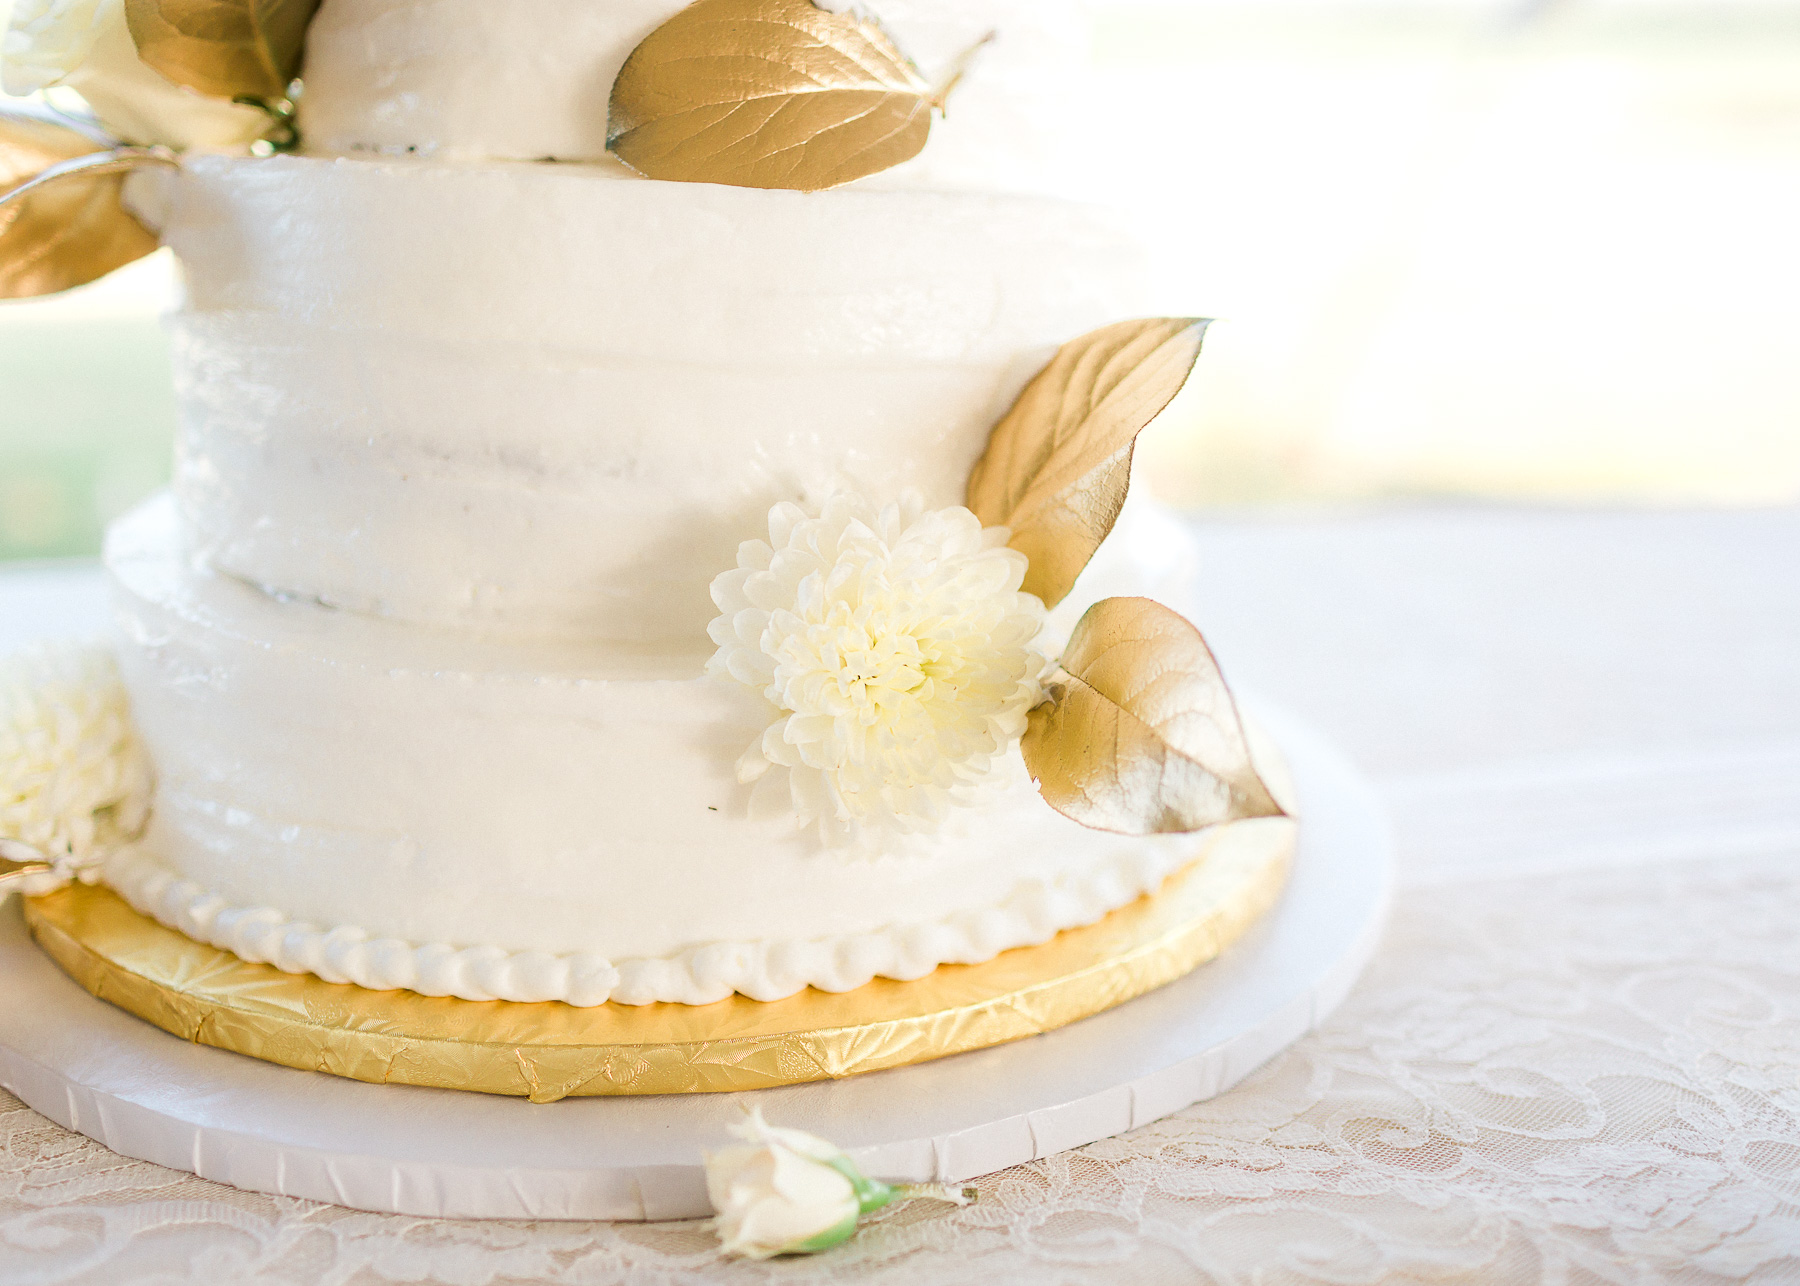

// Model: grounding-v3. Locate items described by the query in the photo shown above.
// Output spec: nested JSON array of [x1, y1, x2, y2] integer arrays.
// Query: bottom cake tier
[[104, 495, 1288, 1009], [27, 807, 1294, 1099]]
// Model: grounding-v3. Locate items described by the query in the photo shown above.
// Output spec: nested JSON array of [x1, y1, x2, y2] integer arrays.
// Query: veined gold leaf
[[1022, 596, 1284, 835], [1, 114, 170, 299], [967, 319, 1209, 609], [125, 0, 320, 102], [608, 0, 938, 193]]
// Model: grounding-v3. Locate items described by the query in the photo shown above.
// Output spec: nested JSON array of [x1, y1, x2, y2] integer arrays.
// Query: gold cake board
[[23, 818, 1294, 1102]]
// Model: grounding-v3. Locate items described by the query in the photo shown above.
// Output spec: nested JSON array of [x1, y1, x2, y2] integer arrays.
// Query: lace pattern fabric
[[3, 850, 1796, 1283], [3, 507, 1798, 1283]]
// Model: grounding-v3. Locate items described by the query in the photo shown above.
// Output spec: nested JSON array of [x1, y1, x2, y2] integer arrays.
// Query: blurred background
[[1, 0, 1797, 560], [1107, 0, 1800, 508]]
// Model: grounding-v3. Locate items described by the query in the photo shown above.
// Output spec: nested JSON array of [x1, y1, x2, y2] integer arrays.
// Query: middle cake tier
[[105, 496, 1263, 1009], [132, 154, 1150, 645]]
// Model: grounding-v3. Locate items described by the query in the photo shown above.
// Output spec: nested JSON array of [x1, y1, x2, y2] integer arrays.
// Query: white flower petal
[[746, 767, 793, 821], [708, 566, 753, 613], [742, 569, 793, 612], [735, 742, 771, 784], [765, 503, 808, 550], [723, 651, 768, 688], [737, 538, 775, 572]]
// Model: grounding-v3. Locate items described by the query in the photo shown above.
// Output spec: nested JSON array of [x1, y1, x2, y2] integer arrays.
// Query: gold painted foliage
[[966, 318, 1208, 609], [608, 0, 943, 192], [0, 114, 166, 299], [124, 0, 320, 102], [1022, 597, 1285, 836]]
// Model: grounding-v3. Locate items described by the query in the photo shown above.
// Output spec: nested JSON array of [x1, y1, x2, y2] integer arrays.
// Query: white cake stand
[[0, 704, 1391, 1221]]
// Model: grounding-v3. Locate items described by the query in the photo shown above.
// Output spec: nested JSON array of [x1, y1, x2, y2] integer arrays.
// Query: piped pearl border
[[103, 841, 1195, 1007]]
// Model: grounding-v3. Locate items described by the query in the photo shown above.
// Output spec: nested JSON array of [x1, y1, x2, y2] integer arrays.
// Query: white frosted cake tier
[[126, 153, 1147, 643], [104, 497, 1275, 1008], [298, 0, 1089, 193]]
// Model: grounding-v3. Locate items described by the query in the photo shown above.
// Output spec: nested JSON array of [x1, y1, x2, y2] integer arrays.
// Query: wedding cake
[[3, 0, 1291, 1020]]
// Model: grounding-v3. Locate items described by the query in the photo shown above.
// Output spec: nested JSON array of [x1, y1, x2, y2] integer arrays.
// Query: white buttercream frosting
[[125, 154, 1147, 644], [295, 0, 1091, 194], [103, 493, 1243, 1004]]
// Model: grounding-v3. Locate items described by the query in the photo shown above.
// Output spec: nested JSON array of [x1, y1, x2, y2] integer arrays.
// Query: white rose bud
[[1, 0, 272, 152], [704, 1107, 971, 1260]]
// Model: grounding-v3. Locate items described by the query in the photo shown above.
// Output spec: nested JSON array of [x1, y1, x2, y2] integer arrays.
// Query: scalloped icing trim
[[101, 840, 1199, 1007]]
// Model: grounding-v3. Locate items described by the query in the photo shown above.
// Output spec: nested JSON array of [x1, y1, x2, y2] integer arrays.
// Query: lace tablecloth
[[3, 506, 1796, 1284]]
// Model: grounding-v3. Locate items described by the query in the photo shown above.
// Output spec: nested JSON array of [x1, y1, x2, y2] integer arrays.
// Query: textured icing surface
[[128, 155, 1147, 642], [105, 496, 1231, 1003], [297, 0, 1090, 193]]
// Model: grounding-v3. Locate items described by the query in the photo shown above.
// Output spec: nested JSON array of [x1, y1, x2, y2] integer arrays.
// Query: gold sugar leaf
[[0, 114, 168, 299], [124, 0, 320, 102], [1022, 596, 1284, 835], [608, 0, 938, 193], [967, 319, 1209, 609]]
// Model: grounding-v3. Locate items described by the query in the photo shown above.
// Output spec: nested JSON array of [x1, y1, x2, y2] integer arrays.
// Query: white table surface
[[3, 505, 1798, 1283]]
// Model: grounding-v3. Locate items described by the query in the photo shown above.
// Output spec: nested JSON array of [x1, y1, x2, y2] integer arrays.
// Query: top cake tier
[[297, 0, 1089, 194]]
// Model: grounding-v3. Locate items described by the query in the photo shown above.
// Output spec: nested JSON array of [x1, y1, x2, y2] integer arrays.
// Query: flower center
[[779, 601, 951, 726]]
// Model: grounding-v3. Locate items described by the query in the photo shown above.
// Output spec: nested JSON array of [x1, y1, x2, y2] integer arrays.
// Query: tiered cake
[[82, 0, 1266, 1011]]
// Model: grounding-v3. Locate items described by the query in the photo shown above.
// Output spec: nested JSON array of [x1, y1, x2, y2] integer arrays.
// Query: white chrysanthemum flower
[[0, 643, 152, 878], [707, 492, 1047, 844]]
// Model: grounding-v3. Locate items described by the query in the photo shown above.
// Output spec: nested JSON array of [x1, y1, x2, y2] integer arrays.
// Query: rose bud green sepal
[[705, 1106, 972, 1259]]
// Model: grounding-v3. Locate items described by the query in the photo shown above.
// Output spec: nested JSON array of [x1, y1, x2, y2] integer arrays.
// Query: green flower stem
[[824, 1157, 975, 1212], [894, 1183, 977, 1206]]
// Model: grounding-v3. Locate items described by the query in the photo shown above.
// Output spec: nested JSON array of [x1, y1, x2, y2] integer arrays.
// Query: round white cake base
[[0, 705, 1390, 1222]]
